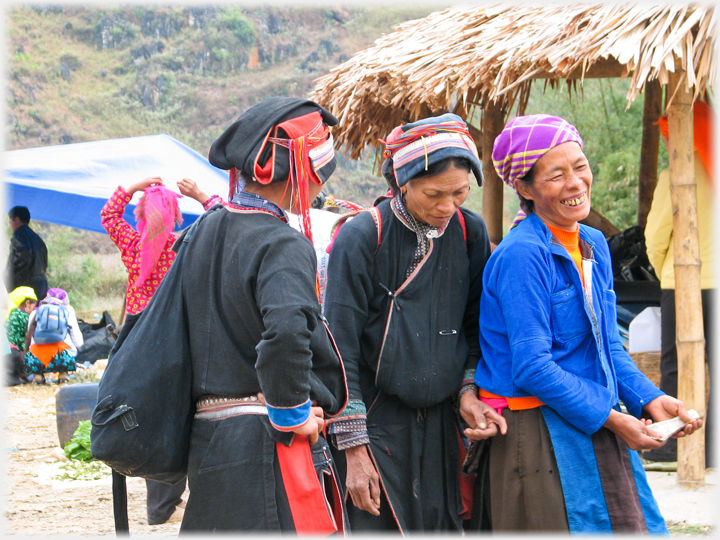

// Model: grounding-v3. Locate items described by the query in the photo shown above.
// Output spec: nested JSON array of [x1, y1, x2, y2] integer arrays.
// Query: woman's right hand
[[127, 176, 163, 195], [256, 392, 324, 445], [345, 445, 381, 515], [177, 177, 210, 204], [603, 409, 666, 451], [292, 406, 325, 445]]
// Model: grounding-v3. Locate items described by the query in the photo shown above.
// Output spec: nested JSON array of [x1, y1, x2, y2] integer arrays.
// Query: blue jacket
[[476, 213, 663, 434]]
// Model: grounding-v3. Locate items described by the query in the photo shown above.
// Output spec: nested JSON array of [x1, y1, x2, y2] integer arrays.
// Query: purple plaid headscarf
[[492, 115, 584, 189], [41, 287, 69, 306]]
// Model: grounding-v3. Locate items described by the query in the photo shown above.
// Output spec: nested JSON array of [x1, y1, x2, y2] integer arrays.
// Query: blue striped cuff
[[266, 399, 312, 431]]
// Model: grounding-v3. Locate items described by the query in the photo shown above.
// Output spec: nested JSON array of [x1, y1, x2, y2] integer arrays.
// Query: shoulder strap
[[368, 207, 382, 253], [37, 305, 49, 329], [456, 208, 467, 250], [327, 206, 383, 254]]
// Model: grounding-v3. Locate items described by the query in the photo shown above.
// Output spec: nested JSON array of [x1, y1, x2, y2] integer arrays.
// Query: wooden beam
[[667, 70, 706, 486], [530, 57, 626, 80], [638, 79, 662, 228], [478, 103, 505, 245], [580, 207, 620, 238]]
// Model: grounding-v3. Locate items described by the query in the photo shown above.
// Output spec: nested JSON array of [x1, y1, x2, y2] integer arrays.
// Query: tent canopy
[[4, 134, 230, 233]]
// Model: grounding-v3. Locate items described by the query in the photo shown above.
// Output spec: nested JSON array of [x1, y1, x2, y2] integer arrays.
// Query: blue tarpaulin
[[3, 134, 230, 233]]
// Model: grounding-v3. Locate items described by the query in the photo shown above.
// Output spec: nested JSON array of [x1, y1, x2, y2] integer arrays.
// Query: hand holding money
[[647, 409, 702, 442]]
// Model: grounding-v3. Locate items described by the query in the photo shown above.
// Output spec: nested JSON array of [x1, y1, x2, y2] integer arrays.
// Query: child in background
[[23, 287, 83, 384], [5, 286, 37, 351], [4, 286, 37, 384]]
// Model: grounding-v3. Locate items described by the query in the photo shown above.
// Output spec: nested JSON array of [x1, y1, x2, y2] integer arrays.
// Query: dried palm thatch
[[311, 2, 716, 160]]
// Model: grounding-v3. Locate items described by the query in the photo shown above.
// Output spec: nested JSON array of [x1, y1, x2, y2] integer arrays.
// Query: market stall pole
[[667, 69, 706, 486], [474, 107, 505, 245], [638, 80, 662, 228]]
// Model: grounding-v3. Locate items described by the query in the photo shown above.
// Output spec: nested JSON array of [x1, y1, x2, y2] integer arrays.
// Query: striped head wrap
[[492, 114, 583, 189], [380, 113, 483, 187]]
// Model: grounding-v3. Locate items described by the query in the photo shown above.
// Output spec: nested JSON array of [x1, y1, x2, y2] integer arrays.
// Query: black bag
[[76, 311, 117, 365], [90, 210, 212, 484]]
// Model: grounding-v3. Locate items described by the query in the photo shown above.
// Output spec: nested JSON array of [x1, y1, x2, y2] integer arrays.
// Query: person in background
[[5, 206, 49, 302], [5, 286, 38, 351], [24, 287, 83, 384], [468, 114, 702, 533], [324, 113, 504, 532], [4, 285, 37, 385], [644, 100, 715, 465], [100, 177, 218, 526]]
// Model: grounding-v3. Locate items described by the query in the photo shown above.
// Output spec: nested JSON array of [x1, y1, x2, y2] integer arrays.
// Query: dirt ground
[[3, 381, 714, 537], [3, 383, 185, 536]]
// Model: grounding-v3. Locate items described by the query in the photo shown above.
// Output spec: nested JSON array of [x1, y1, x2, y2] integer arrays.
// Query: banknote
[[647, 409, 701, 442]]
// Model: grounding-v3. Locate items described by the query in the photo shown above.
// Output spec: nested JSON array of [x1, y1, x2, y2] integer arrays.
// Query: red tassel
[[229, 168, 239, 199]]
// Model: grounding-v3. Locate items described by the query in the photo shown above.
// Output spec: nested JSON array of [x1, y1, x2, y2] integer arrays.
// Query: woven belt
[[195, 395, 267, 421]]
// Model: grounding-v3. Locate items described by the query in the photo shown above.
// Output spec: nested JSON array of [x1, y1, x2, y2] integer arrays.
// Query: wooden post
[[481, 102, 505, 245], [666, 70, 705, 486], [638, 79, 662, 228]]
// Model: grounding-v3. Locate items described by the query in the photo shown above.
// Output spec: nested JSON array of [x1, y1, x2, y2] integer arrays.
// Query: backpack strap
[[327, 206, 383, 255], [368, 207, 382, 253], [456, 208, 467, 250], [112, 470, 130, 533]]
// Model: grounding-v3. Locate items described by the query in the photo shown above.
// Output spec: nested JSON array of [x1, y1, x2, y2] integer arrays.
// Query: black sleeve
[[253, 231, 321, 412], [460, 208, 492, 372], [6, 232, 34, 288], [324, 212, 379, 403]]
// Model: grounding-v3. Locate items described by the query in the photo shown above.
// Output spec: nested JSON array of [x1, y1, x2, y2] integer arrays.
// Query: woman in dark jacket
[[324, 114, 505, 532], [177, 97, 348, 532]]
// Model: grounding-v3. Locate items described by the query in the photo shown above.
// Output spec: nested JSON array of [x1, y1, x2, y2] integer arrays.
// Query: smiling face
[[515, 141, 592, 231], [402, 164, 471, 228]]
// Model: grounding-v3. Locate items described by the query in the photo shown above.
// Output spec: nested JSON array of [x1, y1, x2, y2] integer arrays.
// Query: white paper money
[[648, 409, 701, 442]]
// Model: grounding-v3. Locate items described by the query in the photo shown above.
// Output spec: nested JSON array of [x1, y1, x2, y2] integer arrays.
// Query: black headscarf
[[208, 97, 338, 184]]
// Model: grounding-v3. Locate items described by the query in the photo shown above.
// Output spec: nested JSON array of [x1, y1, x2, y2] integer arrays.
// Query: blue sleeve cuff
[[266, 399, 312, 431]]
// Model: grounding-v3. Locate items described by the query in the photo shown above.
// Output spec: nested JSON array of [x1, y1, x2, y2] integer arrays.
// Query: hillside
[[5, 4, 448, 205]]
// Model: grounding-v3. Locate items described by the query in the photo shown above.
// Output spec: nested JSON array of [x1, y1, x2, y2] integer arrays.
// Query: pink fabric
[[133, 186, 182, 287], [101, 186, 177, 315], [479, 396, 508, 416]]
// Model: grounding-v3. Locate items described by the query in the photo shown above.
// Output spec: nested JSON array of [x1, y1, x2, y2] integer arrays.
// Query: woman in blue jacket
[[467, 115, 702, 533]]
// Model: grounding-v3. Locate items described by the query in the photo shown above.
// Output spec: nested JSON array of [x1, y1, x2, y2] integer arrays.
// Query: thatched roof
[[311, 3, 716, 159]]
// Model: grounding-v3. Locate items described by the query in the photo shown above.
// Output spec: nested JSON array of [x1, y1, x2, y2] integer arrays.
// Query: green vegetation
[[52, 460, 111, 482], [63, 420, 94, 462], [667, 524, 714, 536], [218, 8, 256, 47]]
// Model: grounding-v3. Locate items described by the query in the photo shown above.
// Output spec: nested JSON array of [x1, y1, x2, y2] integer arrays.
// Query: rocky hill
[[5, 4, 446, 204]]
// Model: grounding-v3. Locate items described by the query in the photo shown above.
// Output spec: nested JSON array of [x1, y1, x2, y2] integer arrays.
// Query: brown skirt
[[487, 407, 569, 531]]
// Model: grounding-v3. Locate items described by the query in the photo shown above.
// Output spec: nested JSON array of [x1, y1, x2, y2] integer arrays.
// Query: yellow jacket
[[645, 151, 715, 289]]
